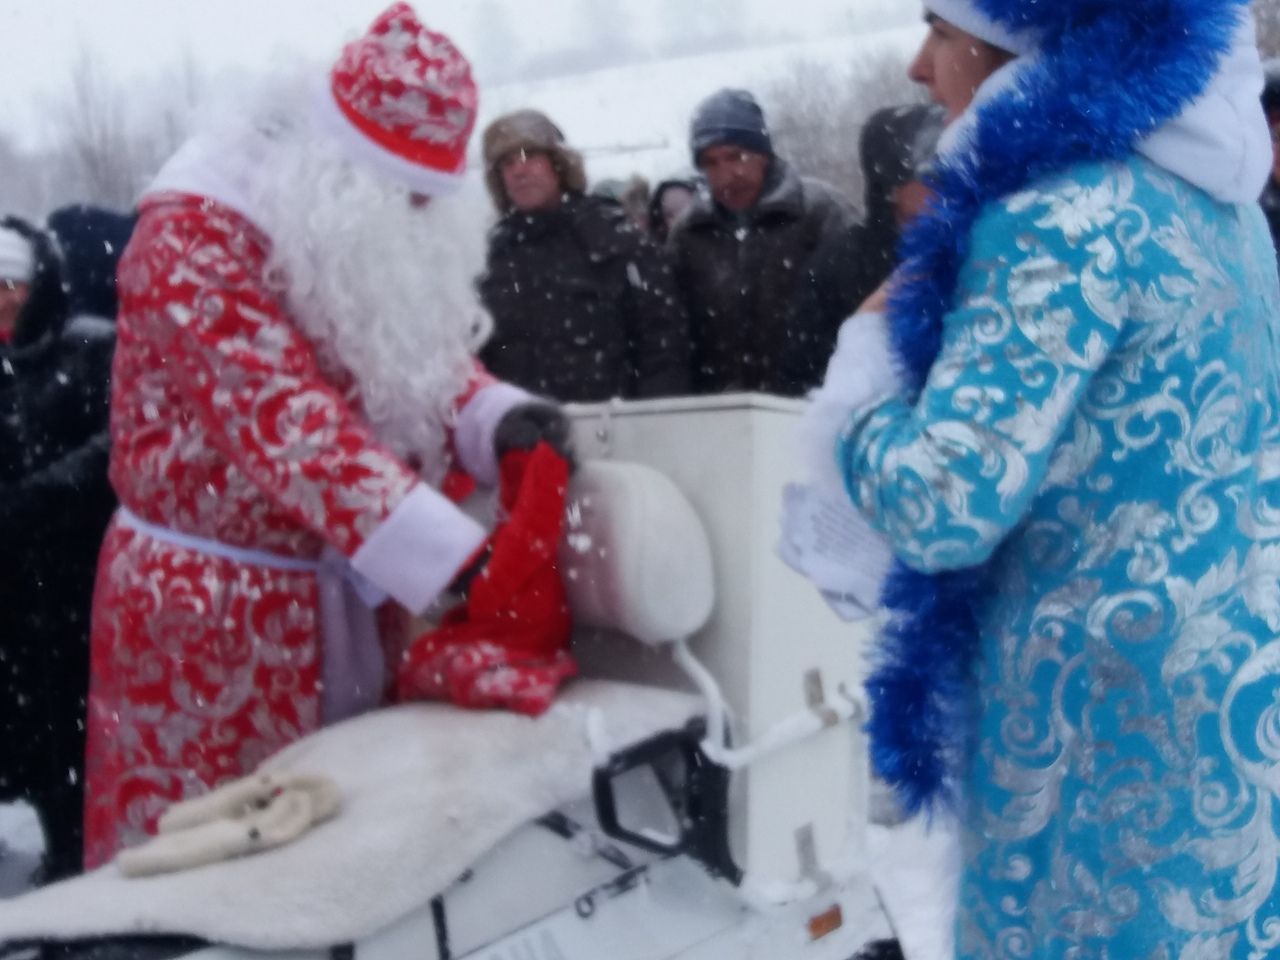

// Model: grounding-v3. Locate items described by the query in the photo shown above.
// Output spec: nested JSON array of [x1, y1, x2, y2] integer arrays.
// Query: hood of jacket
[[681, 157, 815, 231], [46, 204, 138, 321], [2, 217, 68, 350]]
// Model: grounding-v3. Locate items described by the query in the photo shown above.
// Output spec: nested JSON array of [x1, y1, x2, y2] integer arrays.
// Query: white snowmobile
[[0, 395, 946, 960]]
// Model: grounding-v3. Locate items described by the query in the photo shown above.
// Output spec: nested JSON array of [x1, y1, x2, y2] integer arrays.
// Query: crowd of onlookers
[[0, 84, 940, 886], [0, 206, 134, 882], [476, 63, 1280, 408], [476, 89, 946, 402], [0, 83, 938, 885], [5, 51, 1280, 886]]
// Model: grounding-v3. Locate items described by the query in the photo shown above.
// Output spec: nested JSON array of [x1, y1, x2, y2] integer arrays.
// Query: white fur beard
[[248, 131, 492, 482]]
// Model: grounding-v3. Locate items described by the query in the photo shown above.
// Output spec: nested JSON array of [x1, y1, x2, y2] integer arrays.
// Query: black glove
[[493, 402, 576, 471]]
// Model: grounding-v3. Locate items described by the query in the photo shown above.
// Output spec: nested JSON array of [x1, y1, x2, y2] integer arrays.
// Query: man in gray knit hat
[[669, 89, 854, 396], [477, 109, 690, 402]]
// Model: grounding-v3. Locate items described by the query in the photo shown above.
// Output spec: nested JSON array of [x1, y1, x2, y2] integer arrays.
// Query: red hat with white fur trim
[[313, 3, 478, 196]]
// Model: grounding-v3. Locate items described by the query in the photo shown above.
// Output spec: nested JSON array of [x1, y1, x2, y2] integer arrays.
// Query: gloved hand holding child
[[402, 440, 578, 716], [493, 402, 576, 470]]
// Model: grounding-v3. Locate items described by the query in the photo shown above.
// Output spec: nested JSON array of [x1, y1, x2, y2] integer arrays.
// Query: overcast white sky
[[0, 0, 914, 150]]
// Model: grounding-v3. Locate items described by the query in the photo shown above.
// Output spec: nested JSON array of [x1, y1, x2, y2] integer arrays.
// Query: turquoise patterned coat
[[839, 156, 1280, 958]]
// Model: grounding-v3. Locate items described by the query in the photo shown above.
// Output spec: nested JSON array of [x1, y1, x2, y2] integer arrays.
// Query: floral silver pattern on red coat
[[84, 193, 434, 867], [332, 3, 478, 151]]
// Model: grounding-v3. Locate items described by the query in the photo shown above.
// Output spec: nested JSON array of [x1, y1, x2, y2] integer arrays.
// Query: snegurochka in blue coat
[[805, 0, 1280, 955]]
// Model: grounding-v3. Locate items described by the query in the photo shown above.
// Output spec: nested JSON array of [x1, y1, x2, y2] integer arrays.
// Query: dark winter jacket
[[46, 204, 138, 320], [780, 223, 887, 392], [0, 216, 117, 881], [668, 158, 854, 396], [784, 105, 944, 392], [479, 194, 691, 402]]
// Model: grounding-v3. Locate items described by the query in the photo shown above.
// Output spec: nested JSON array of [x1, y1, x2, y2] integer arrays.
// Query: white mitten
[[118, 775, 342, 878], [799, 310, 905, 501], [783, 311, 903, 619], [158, 772, 338, 833], [283, 775, 342, 824], [156, 773, 280, 833]]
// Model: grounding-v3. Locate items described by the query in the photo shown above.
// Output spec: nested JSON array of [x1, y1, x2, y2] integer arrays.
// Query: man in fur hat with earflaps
[[477, 109, 691, 403], [802, 0, 1280, 955], [84, 3, 573, 868]]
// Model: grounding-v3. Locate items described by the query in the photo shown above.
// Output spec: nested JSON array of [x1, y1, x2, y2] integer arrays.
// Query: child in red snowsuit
[[398, 442, 577, 715]]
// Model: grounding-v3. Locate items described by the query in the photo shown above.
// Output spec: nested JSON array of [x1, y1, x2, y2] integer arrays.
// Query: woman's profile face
[[908, 14, 1014, 122]]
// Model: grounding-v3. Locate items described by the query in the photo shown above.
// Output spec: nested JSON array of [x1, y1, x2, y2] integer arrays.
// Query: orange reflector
[[808, 904, 844, 941]]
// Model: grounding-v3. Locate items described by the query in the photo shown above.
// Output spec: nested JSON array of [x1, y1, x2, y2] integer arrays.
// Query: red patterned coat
[[84, 192, 528, 868]]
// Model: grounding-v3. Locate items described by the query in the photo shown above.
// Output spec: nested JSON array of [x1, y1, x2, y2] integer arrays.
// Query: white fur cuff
[[799, 311, 905, 500], [351, 484, 487, 614], [453, 382, 536, 487]]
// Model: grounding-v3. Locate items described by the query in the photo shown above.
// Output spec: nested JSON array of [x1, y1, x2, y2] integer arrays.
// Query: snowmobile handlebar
[[591, 718, 742, 885]]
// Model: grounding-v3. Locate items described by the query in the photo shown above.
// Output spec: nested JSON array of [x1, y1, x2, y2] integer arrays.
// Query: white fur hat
[[924, 0, 1038, 55], [0, 226, 33, 284]]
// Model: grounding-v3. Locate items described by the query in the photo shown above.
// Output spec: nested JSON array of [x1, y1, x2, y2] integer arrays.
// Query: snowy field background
[[476, 24, 925, 186], [0, 0, 927, 219]]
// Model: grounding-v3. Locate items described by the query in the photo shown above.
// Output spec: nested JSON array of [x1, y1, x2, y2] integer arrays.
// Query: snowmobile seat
[[560, 459, 715, 649]]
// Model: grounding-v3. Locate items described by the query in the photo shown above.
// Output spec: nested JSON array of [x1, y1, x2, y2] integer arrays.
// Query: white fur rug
[[0, 680, 699, 950]]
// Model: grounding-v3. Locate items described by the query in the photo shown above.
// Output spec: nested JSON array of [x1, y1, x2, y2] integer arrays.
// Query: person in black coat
[[668, 89, 856, 397], [773, 102, 947, 394], [781, 104, 945, 393], [0, 215, 117, 882], [477, 110, 691, 403], [46, 204, 139, 320]]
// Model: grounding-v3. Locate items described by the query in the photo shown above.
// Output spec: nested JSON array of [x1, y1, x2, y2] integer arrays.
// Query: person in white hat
[[0, 214, 116, 884], [82, 2, 571, 869], [802, 0, 1280, 955], [0, 224, 34, 343]]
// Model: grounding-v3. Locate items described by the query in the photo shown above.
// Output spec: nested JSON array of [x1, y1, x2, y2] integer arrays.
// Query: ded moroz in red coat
[[83, 188, 531, 869]]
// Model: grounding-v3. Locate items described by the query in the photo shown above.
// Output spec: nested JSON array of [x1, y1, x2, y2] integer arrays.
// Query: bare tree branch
[[43, 46, 207, 212], [763, 51, 923, 213]]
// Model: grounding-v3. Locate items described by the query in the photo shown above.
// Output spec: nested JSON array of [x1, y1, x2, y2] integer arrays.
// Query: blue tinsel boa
[[862, 0, 1250, 815]]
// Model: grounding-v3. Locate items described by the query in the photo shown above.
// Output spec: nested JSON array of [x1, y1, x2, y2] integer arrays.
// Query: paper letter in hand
[[778, 482, 895, 621]]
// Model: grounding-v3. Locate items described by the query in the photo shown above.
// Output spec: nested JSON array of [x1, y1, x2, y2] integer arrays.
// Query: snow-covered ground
[[0, 804, 44, 898]]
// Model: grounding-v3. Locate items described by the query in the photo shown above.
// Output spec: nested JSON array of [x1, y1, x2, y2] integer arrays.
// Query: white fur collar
[[146, 131, 273, 231], [936, 10, 1270, 205]]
